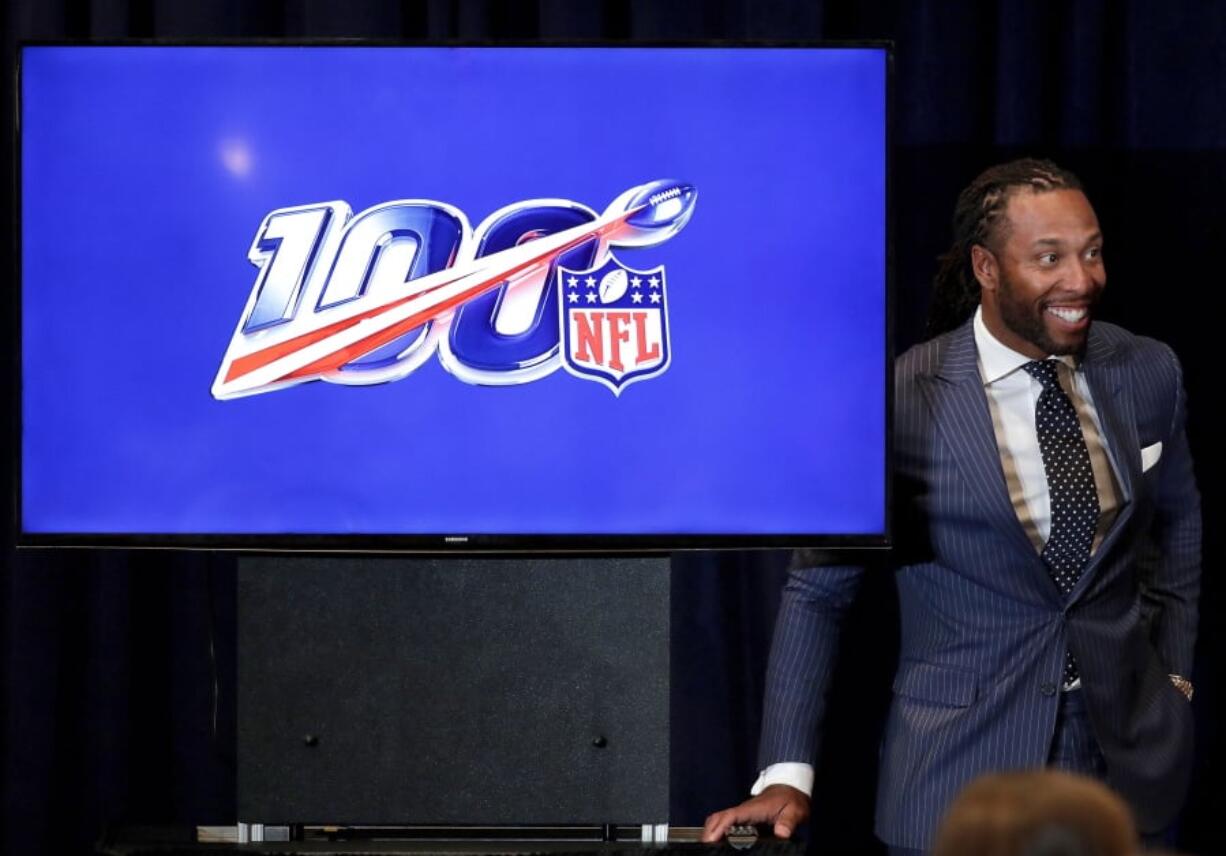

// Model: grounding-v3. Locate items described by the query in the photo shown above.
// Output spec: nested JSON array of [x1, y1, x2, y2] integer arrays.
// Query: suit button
[[1040, 682, 1057, 696]]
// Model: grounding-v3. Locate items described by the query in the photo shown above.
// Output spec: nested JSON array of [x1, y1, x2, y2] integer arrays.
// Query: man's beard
[[996, 274, 1094, 357]]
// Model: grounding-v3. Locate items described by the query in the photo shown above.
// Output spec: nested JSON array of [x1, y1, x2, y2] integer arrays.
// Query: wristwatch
[[1169, 674, 1194, 701]]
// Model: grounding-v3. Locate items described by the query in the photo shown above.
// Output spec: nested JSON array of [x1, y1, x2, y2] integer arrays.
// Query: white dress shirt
[[971, 306, 1121, 552]]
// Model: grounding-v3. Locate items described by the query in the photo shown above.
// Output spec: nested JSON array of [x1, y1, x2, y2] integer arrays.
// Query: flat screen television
[[16, 43, 890, 551]]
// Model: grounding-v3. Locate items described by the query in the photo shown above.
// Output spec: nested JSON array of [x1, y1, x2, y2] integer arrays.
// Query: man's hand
[[701, 784, 811, 842]]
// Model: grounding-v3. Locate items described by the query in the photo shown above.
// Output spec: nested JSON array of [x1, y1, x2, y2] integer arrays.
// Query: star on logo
[[630, 276, 642, 288], [586, 291, 598, 304], [648, 276, 660, 289], [631, 292, 643, 304], [585, 276, 597, 288], [650, 292, 661, 303], [567, 276, 579, 288], [567, 291, 579, 304]]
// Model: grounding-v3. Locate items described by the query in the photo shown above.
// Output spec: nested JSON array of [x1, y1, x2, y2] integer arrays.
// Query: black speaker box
[[237, 556, 669, 825]]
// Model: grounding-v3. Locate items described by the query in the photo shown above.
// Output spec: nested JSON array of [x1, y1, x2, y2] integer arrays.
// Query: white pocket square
[[1141, 442, 1163, 472]]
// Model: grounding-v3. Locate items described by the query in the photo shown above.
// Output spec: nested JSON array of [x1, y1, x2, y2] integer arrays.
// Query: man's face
[[977, 188, 1106, 359]]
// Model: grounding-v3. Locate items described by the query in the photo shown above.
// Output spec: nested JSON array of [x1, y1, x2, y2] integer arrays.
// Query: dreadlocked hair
[[926, 158, 1083, 339]]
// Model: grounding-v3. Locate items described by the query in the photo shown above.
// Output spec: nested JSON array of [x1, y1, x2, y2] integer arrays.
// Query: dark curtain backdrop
[[2, 2, 1223, 854]]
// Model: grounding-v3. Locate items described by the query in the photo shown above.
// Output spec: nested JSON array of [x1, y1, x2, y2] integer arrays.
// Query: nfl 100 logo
[[212, 180, 696, 400]]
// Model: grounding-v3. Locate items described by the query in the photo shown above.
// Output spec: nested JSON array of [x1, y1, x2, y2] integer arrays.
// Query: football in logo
[[614, 180, 698, 244], [599, 268, 630, 303]]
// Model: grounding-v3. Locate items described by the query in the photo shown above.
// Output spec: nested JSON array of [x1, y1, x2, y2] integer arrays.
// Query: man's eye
[[1039, 252, 1059, 265], [1085, 246, 1103, 260]]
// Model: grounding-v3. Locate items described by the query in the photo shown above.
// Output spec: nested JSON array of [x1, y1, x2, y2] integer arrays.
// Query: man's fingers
[[702, 809, 733, 842], [702, 804, 760, 842], [703, 787, 810, 843], [708, 809, 752, 841], [772, 799, 806, 839]]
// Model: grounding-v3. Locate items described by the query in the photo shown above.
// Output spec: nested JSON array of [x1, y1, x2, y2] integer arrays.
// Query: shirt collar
[[973, 305, 1078, 385]]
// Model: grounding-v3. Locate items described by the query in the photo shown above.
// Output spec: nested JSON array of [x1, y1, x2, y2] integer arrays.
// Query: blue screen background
[[22, 46, 886, 536]]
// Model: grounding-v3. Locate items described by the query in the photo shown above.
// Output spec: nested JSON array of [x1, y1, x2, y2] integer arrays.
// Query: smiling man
[[704, 159, 1201, 854], [976, 184, 1104, 358]]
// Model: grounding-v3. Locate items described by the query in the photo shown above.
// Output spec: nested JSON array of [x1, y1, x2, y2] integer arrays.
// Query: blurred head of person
[[932, 770, 1139, 856]]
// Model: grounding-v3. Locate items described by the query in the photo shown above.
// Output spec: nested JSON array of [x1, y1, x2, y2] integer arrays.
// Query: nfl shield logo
[[557, 253, 671, 395]]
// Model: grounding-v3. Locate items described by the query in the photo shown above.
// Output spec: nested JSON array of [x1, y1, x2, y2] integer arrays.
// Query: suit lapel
[[920, 322, 1042, 563], [1069, 328, 1138, 601]]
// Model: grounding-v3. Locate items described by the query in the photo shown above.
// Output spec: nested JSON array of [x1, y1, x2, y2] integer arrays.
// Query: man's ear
[[970, 244, 998, 292]]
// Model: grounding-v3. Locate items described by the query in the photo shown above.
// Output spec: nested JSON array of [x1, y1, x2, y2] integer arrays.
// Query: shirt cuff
[[751, 762, 814, 797]]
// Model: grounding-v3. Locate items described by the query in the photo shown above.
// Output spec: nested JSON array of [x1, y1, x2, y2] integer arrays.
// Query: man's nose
[[1070, 258, 1104, 292]]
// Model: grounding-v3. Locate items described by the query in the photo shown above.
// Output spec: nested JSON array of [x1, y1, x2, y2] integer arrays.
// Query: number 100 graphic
[[211, 180, 697, 399]]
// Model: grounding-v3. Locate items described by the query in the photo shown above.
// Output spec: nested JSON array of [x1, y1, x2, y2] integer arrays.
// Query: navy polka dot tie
[[1023, 360, 1099, 687]]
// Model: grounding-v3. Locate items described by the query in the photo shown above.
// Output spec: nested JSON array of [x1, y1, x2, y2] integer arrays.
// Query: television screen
[[18, 44, 889, 550]]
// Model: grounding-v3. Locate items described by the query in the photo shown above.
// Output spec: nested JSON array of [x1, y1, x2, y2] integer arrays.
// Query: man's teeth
[[1047, 307, 1087, 322]]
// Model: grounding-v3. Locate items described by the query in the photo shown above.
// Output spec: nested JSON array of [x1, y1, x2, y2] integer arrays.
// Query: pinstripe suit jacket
[[759, 318, 1200, 849]]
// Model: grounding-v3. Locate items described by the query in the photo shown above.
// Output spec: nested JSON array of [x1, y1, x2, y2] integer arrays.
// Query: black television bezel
[[12, 39, 894, 554]]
